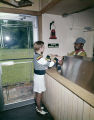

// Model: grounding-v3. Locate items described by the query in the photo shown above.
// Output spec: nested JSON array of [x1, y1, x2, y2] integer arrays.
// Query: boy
[[33, 41, 55, 115]]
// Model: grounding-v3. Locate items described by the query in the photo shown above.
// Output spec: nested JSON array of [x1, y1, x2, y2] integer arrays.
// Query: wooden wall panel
[[90, 107, 94, 120], [38, 15, 42, 41], [60, 86, 65, 120], [43, 74, 94, 120], [0, 7, 40, 15], [83, 102, 91, 120], [77, 97, 83, 120]]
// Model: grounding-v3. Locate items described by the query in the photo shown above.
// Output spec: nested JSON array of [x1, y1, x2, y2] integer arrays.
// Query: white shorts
[[33, 74, 46, 93]]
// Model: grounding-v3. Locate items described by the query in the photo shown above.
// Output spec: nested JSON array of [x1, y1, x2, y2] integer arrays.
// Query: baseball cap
[[74, 37, 86, 44]]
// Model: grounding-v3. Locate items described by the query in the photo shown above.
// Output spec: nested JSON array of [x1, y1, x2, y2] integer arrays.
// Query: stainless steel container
[[61, 56, 94, 94]]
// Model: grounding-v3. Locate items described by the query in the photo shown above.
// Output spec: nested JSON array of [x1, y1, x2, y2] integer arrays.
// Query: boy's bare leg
[[34, 92, 37, 105], [36, 92, 43, 111]]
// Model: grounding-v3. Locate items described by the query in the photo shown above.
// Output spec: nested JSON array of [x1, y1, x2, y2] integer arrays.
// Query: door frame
[[0, 12, 38, 111]]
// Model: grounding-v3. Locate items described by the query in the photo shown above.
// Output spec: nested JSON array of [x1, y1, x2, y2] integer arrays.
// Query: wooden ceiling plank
[[0, 7, 40, 16], [40, 0, 62, 14]]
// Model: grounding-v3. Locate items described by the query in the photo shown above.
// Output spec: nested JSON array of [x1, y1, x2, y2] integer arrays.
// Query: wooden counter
[[43, 68, 94, 120], [46, 68, 94, 108]]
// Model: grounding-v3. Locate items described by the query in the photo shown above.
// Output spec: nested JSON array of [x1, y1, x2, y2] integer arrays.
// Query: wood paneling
[[0, 7, 40, 16], [90, 107, 94, 120], [38, 15, 42, 41], [46, 69, 94, 107], [43, 73, 94, 120], [83, 102, 91, 120], [40, 0, 62, 14]]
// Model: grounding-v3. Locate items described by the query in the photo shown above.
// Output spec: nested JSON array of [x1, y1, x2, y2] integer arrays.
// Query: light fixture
[[15, 0, 21, 2], [14, 0, 21, 2], [0, 0, 33, 8]]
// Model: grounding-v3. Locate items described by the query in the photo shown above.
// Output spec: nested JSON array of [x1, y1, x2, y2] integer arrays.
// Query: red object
[[75, 49, 85, 54], [49, 29, 57, 39]]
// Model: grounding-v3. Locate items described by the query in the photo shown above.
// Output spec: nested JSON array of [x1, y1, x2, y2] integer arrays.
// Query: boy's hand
[[46, 55, 51, 62], [49, 54, 57, 61], [53, 57, 58, 62]]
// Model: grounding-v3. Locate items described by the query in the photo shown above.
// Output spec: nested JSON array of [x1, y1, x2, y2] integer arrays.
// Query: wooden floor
[[0, 103, 54, 120]]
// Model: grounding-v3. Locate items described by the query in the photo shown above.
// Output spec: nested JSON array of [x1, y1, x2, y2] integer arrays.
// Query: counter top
[[46, 68, 94, 108]]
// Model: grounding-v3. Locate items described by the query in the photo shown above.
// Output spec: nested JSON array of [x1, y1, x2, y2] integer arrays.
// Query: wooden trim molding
[[40, 0, 62, 14], [0, 7, 40, 16], [38, 15, 42, 41], [0, 0, 62, 15]]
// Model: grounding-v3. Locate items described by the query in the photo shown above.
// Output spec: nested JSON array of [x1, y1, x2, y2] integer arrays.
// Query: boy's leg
[[34, 92, 37, 106], [35, 92, 48, 115], [36, 92, 43, 111]]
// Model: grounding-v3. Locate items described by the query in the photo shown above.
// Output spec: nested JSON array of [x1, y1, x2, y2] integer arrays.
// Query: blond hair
[[34, 41, 44, 52]]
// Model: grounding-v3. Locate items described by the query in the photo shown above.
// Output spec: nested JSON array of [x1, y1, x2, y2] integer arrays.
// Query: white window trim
[[0, 12, 38, 43]]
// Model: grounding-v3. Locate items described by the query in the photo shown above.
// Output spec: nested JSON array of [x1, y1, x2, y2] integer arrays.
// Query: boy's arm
[[37, 57, 55, 67]]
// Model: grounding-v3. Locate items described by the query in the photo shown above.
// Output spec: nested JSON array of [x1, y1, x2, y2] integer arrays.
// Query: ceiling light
[[0, 0, 33, 8], [15, 0, 21, 2]]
